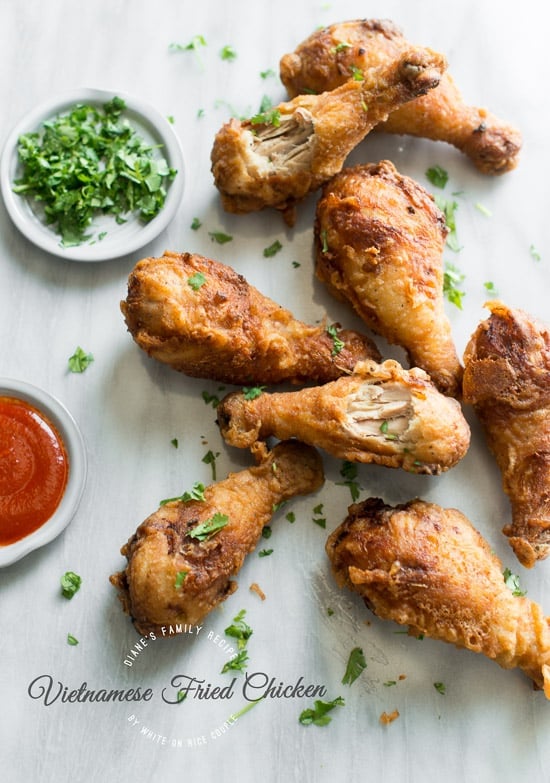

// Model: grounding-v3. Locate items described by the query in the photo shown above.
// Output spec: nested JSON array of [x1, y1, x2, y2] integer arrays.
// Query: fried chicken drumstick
[[121, 251, 380, 386], [314, 160, 462, 397], [326, 498, 550, 697], [463, 301, 550, 568], [211, 45, 446, 224], [110, 440, 324, 635], [217, 359, 470, 475], [280, 19, 521, 175]]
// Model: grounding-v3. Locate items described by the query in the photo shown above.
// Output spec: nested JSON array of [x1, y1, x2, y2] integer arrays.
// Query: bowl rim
[[0, 87, 185, 262], [0, 378, 87, 567]]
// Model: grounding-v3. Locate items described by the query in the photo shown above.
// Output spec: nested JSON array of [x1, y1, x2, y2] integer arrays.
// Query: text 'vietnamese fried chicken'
[[326, 498, 550, 697], [314, 160, 462, 397], [211, 45, 446, 224], [121, 251, 380, 386], [280, 19, 521, 174], [463, 301, 550, 568], [217, 359, 470, 475], [110, 440, 324, 635]]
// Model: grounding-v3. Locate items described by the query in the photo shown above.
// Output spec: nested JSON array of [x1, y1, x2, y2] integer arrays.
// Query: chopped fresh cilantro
[[434, 195, 461, 251], [202, 449, 220, 480], [425, 165, 449, 189], [433, 682, 446, 695], [174, 570, 188, 588], [530, 244, 541, 262], [320, 229, 329, 253], [349, 65, 364, 81], [224, 609, 253, 650], [299, 696, 345, 726], [380, 419, 397, 440], [169, 35, 207, 52], [327, 607, 334, 617], [242, 386, 265, 400], [330, 41, 352, 53], [326, 323, 345, 356], [188, 271, 206, 291], [221, 649, 249, 673], [443, 262, 466, 309], [312, 503, 326, 528], [202, 390, 222, 408], [67, 633, 79, 646], [220, 45, 237, 61], [475, 202, 492, 217], [263, 239, 283, 257], [177, 690, 187, 702], [171, 438, 179, 448], [258, 549, 273, 557], [285, 511, 296, 524], [188, 512, 229, 541], [384, 680, 397, 687], [342, 647, 367, 685], [483, 281, 498, 296], [209, 231, 233, 244], [13, 97, 177, 246], [68, 346, 94, 373], [160, 481, 206, 506], [336, 461, 360, 501], [503, 567, 527, 596], [261, 525, 272, 539], [250, 108, 281, 127], [61, 571, 82, 599], [260, 68, 276, 79], [292, 260, 301, 268], [191, 217, 202, 230]]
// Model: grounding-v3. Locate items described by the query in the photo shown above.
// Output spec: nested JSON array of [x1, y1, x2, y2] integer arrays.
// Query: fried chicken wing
[[326, 497, 550, 697], [463, 301, 550, 568], [217, 359, 470, 475], [314, 160, 462, 397], [121, 251, 380, 386], [211, 46, 446, 224], [280, 19, 521, 175], [110, 440, 324, 635]]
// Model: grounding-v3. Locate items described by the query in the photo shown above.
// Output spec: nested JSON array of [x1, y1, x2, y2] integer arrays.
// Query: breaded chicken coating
[[110, 440, 324, 635], [314, 160, 462, 397], [280, 19, 521, 174], [121, 251, 380, 386], [217, 359, 470, 475], [326, 498, 550, 697], [463, 301, 550, 568], [211, 46, 446, 224]]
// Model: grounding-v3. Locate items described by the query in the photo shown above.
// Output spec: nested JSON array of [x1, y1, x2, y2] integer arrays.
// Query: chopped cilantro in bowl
[[0, 88, 185, 261]]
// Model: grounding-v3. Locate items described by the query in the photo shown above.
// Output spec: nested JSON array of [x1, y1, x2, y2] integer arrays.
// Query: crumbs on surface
[[250, 582, 266, 600], [379, 709, 400, 725]]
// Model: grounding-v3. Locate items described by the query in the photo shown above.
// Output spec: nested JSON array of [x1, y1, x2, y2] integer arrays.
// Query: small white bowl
[[0, 88, 185, 262], [0, 379, 87, 567]]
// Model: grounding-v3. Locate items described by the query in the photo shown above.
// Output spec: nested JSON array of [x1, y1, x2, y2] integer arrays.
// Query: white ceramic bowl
[[0, 88, 185, 262], [0, 379, 87, 567]]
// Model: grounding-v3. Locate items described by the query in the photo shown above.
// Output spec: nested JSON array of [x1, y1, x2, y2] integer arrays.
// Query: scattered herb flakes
[[285, 511, 296, 524], [299, 696, 345, 727], [475, 202, 492, 217], [169, 35, 207, 52], [209, 231, 233, 244], [330, 41, 352, 53], [242, 385, 265, 400], [14, 97, 177, 246], [342, 647, 367, 686], [67, 633, 79, 646], [263, 239, 283, 257], [160, 481, 206, 507], [177, 690, 187, 703], [261, 525, 272, 539], [258, 549, 273, 558], [312, 503, 326, 529], [191, 217, 202, 230], [221, 649, 249, 674], [202, 449, 220, 480], [260, 68, 276, 79], [327, 607, 334, 617], [336, 461, 361, 502], [530, 244, 542, 262], [68, 346, 94, 373], [188, 271, 206, 291], [443, 262, 466, 309], [174, 570, 188, 588], [224, 609, 253, 650], [188, 512, 229, 541], [326, 323, 345, 356], [202, 389, 221, 408], [320, 229, 329, 253], [434, 194, 461, 251], [483, 281, 498, 297], [61, 571, 82, 599], [379, 419, 397, 440], [384, 680, 397, 687], [503, 567, 527, 597], [250, 108, 281, 128], [349, 65, 364, 81], [425, 165, 449, 189], [433, 682, 446, 695], [291, 260, 301, 268], [220, 45, 237, 61]]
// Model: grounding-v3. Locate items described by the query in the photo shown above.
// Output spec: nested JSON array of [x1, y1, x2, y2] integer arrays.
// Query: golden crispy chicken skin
[[211, 46, 446, 224], [280, 19, 521, 175], [217, 359, 470, 475], [121, 251, 381, 386], [314, 160, 462, 397], [326, 498, 550, 697], [463, 301, 550, 568], [110, 440, 324, 635]]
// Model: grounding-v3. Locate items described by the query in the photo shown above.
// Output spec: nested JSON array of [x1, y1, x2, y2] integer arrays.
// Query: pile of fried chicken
[[111, 19, 550, 701]]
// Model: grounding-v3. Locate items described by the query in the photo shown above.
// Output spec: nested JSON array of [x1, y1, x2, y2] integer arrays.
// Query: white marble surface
[[1, 1, 549, 781]]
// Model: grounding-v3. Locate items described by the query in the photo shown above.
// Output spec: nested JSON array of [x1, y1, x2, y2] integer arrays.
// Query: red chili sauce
[[0, 396, 69, 545]]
